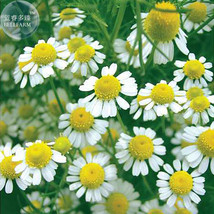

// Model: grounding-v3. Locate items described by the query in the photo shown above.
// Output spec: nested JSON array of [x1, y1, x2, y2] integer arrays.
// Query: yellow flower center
[[0, 53, 16, 71], [53, 136, 71, 155], [0, 156, 21, 179], [67, 37, 86, 53], [81, 146, 98, 158], [106, 192, 129, 214], [60, 8, 77, 20], [26, 142, 52, 168], [32, 43, 56, 65], [74, 44, 95, 62], [58, 26, 72, 40], [187, 2, 207, 23], [58, 195, 72, 210], [148, 209, 164, 214], [198, 129, 214, 157], [183, 60, 205, 79], [129, 135, 154, 160], [125, 41, 139, 56], [151, 83, 174, 104], [190, 95, 210, 112], [186, 87, 204, 101], [80, 163, 105, 189], [48, 99, 66, 117], [18, 60, 33, 72], [102, 128, 120, 146], [70, 107, 94, 132], [94, 75, 121, 101], [24, 126, 39, 142], [137, 95, 150, 107], [144, 2, 180, 42], [181, 140, 194, 149], [169, 171, 193, 195], [175, 208, 192, 214], [0, 120, 7, 137], [18, 104, 34, 119], [25, 200, 41, 212]]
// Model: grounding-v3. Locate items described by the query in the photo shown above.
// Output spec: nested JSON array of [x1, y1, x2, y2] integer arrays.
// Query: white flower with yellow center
[[128, 2, 189, 65], [79, 63, 137, 118], [58, 102, 108, 148], [91, 179, 141, 214], [66, 152, 117, 202], [182, 1, 214, 34], [115, 127, 166, 176], [157, 160, 205, 208], [174, 53, 213, 89], [52, 8, 86, 27], [182, 122, 214, 174], [16, 37, 69, 88], [137, 80, 186, 120], [13, 140, 66, 185], [0, 143, 31, 194]]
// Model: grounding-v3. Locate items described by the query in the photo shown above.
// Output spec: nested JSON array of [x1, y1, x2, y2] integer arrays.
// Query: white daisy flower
[[66, 152, 117, 202], [16, 37, 69, 88], [13, 140, 66, 185], [128, 2, 189, 65], [182, 122, 214, 174], [91, 178, 141, 214], [52, 8, 86, 27], [137, 80, 186, 120], [54, 25, 73, 41], [182, 1, 214, 34], [58, 102, 108, 148], [174, 53, 213, 89], [79, 63, 138, 118], [0, 143, 31, 194], [157, 159, 205, 209], [115, 127, 166, 176]]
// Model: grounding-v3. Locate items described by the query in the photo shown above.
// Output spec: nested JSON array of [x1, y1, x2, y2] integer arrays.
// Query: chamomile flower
[[79, 63, 138, 118], [52, 8, 86, 27], [0, 143, 31, 194], [137, 80, 186, 120], [182, 1, 214, 34], [174, 53, 213, 89], [91, 179, 141, 214], [58, 102, 108, 148], [81, 145, 99, 158], [128, 2, 189, 65], [115, 127, 166, 176], [54, 25, 73, 41], [14, 140, 66, 185], [157, 160, 205, 209], [182, 122, 214, 174], [52, 134, 72, 155], [67, 153, 117, 202], [16, 37, 69, 88]]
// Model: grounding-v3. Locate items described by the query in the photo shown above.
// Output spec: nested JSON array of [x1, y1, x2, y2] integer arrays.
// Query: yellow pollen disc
[[148, 209, 164, 214], [144, 2, 180, 42], [129, 135, 154, 160], [102, 128, 120, 146], [26, 200, 41, 212], [67, 37, 86, 53], [94, 75, 121, 101], [0, 53, 16, 71], [151, 83, 174, 104], [58, 195, 72, 210], [74, 44, 95, 62], [0, 29, 9, 45], [18, 104, 34, 119], [32, 43, 56, 65], [70, 107, 94, 132], [48, 99, 66, 117], [175, 208, 192, 214], [60, 8, 77, 20], [169, 171, 193, 195], [183, 60, 205, 79], [198, 129, 214, 157], [80, 163, 105, 189], [187, 2, 207, 23], [190, 95, 210, 112], [0, 120, 7, 137], [24, 126, 39, 142], [81, 146, 98, 158], [53, 136, 71, 155], [186, 87, 204, 101], [125, 41, 138, 56], [58, 27, 72, 40], [105, 192, 129, 214], [26, 142, 52, 168], [0, 156, 21, 179]]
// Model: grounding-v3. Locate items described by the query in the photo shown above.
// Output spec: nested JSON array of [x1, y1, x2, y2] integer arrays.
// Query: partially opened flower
[[67, 153, 117, 202], [157, 160, 205, 209], [79, 63, 137, 118]]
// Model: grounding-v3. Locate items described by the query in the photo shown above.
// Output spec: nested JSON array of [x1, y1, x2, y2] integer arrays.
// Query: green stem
[[161, 116, 166, 134], [44, 0, 54, 36], [116, 111, 127, 133], [142, 176, 154, 196], [107, 127, 116, 155]]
